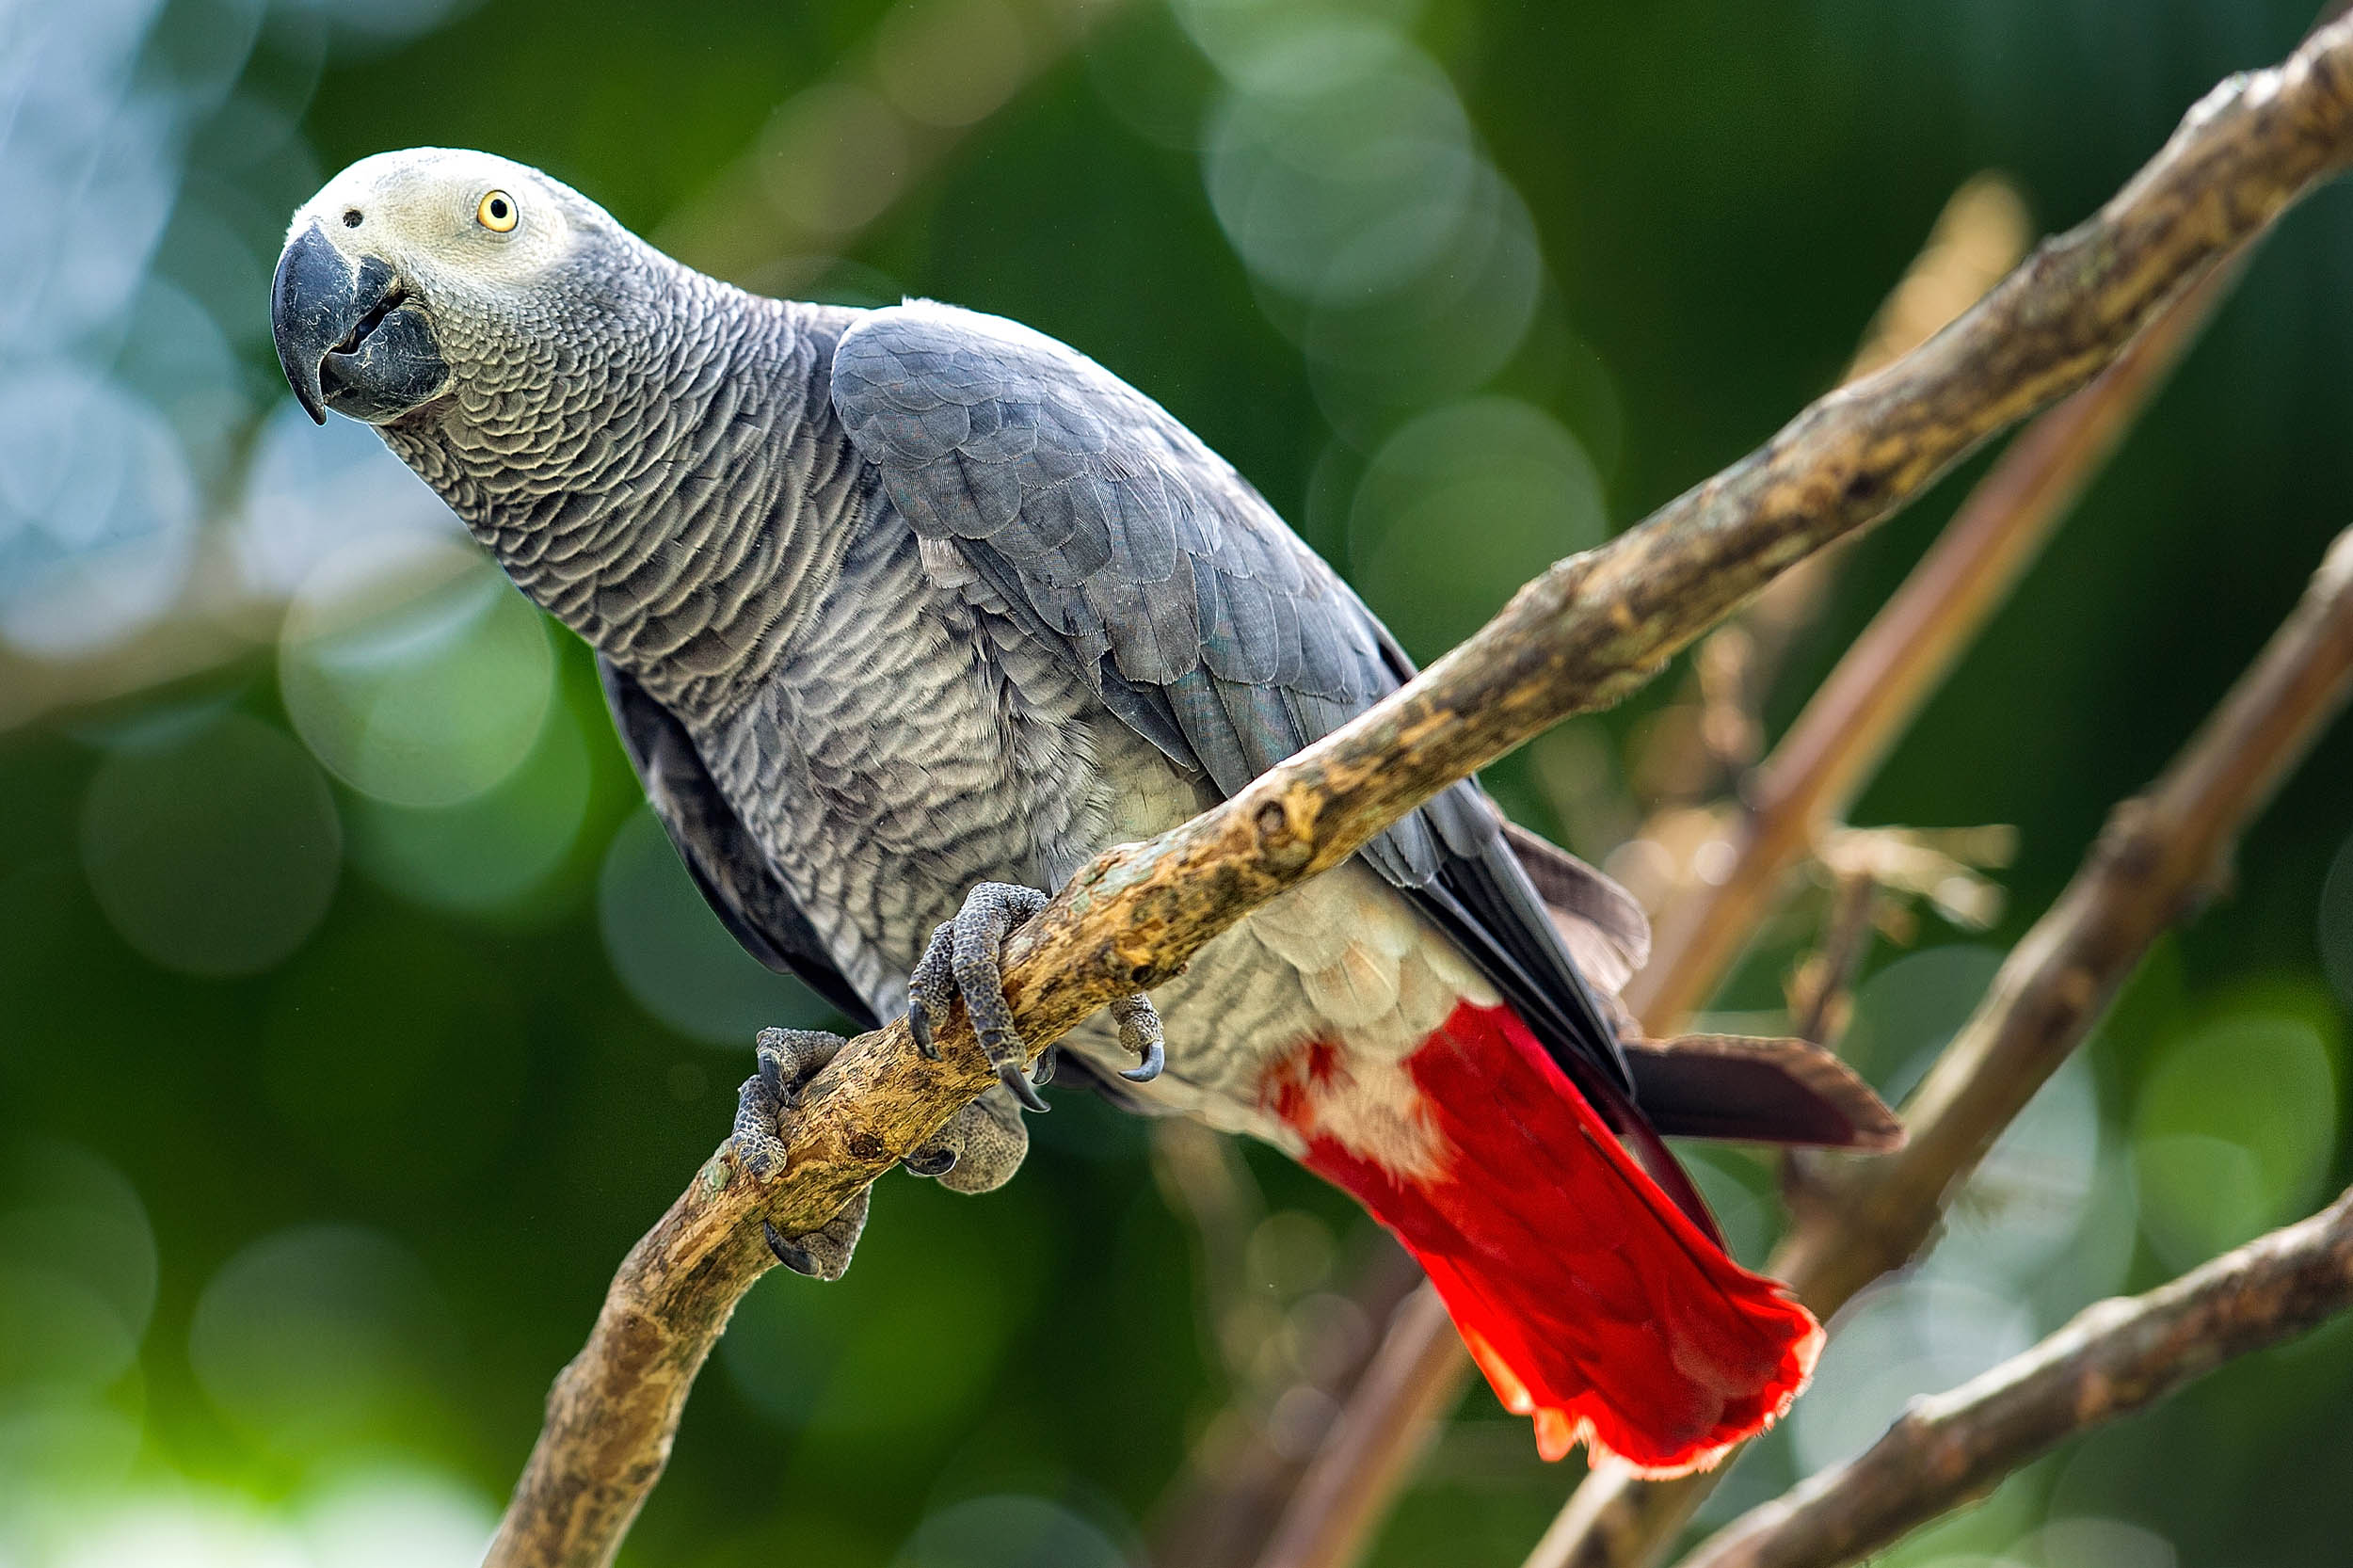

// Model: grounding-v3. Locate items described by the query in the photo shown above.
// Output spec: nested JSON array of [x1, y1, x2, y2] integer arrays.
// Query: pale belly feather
[[1057, 731, 1496, 1176]]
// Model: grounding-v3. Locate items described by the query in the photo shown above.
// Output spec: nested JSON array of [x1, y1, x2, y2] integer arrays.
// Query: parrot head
[[271, 148, 640, 427]]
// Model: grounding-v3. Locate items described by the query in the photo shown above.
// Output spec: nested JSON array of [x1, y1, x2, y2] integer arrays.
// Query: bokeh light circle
[[597, 806, 837, 1047], [2133, 1010, 2339, 1271], [1348, 397, 1605, 659], [236, 397, 464, 600], [187, 1224, 455, 1451], [1791, 1275, 2034, 1475], [344, 696, 592, 915], [0, 365, 197, 658], [894, 1495, 1131, 1568], [80, 712, 343, 977], [280, 533, 554, 808], [0, 1139, 156, 1396], [1203, 23, 1477, 302]]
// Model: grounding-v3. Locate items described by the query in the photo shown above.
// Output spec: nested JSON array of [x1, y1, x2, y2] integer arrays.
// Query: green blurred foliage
[[6, 1, 2353, 1566]]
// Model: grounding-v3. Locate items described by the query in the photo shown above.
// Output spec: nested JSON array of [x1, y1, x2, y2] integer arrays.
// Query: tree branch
[[1527, 515, 2353, 1568], [1253, 1288, 1478, 1568], [1681, 1181, 2353, 1568], [1252, 29, 2346, 1568], [1623, 254, 2243, 1031], [482, 24, 2353, 1567]]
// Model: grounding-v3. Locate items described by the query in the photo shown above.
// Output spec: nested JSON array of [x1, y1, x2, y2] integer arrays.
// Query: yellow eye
[[476, 190, 518, 232]]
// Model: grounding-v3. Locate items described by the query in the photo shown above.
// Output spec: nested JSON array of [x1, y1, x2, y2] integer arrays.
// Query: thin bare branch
[[1250, 43, 2333, 1568], [484, 27, 2353, 1568], [1150, 1233, 1425, 1568], [1682, 1182, 2353, 1568], [1529, 520, 2353, 1568], [1253, 1288, 1479, 1568], [1624, 246, 2246, 1031], [1220, 170, 2031, 1568]]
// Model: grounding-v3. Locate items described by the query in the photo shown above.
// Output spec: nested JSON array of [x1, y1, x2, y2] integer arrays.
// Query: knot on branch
[[1253, 796, 1315, 873]]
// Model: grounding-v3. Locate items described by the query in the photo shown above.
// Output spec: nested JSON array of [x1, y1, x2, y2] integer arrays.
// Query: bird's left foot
[[728, 1025, 868, 1281], [903, 881, 1165, 1112]]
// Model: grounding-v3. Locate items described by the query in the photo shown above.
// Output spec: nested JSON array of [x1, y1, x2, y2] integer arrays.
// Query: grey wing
[[598, 657, 880, 1031], [830, 302, 1648, 1123]]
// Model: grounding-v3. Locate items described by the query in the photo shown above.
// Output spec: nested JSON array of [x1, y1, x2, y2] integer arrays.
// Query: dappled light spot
[[28, 1470, 491, 1568], [50, 1495, 312, 1568], [893, 1494, 1133, 1568], [1348, 397, 1605, 661], [0, 364, 197, 658], [292, 1467, 495, 1568], [280, 534, 553, 809], [79, 712, 342, 978], [596, 805, 838, 1047], [1790, 1275, 2034, 1476], [2133, 1007, 2340, 1272], [344, 692, 592, 917], [235, 397, 463, 600], [187, 1225, 456, 1453]]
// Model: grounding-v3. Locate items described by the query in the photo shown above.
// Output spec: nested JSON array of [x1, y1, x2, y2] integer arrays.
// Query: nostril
[[343, 208, 362, 229]]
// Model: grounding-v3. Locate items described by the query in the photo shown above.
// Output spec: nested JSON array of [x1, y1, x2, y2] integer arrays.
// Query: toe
[[1112, 995, 1165, 1083], [998, 1058, 1050, 1113], [904, 1144, 958, 1177], [933, 1086, 1032, 1195], [762, 1220, 822, 1277], [755, 1027, 850, 1106]]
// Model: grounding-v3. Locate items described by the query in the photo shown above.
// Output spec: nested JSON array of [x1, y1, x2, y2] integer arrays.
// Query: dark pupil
[[490, 200, 508, 219]]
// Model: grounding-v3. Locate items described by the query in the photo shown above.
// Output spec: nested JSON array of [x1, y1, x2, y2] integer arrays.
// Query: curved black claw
[[763, 1219, 822, 1277], [999, 1058, 1051, 1113], [1030, 1045, 1058, 1087], [906, 919, 956, 1062], [1112, 995, 1165, 1083], [903, 883, 1057, 1110], [903, 1144, 958, 1177]]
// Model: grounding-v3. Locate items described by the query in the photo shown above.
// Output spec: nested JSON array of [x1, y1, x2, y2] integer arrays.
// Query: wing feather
[[831, 301, 1641, 1110], [598, 657, 878, 1031]]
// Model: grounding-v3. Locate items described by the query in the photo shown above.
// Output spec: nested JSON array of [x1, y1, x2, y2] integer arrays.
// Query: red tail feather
[[1265, 1000, 1822, 1474]]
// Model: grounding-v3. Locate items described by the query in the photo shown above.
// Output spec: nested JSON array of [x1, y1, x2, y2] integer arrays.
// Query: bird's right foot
[[903, 881, 1166, 1111]]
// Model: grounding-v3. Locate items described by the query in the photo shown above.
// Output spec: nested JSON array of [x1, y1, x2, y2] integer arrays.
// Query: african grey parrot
[[270, 149, 1897, 1473]]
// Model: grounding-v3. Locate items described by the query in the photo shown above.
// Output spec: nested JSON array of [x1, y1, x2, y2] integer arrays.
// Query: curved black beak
[[270, 222, 448, 425]]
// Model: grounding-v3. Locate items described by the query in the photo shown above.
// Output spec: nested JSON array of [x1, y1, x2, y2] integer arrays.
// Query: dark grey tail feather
[[1622, 1034, 1905, 1151], [1501, 821, 1649, 989]]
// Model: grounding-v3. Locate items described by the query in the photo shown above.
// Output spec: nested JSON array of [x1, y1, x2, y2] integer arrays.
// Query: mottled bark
[[484, 22, 2353, 1568]]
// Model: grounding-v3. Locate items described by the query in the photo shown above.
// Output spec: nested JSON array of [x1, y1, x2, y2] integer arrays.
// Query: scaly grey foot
[[903, 882, 1166, 1112], [728, 1026, 869, 1280]]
